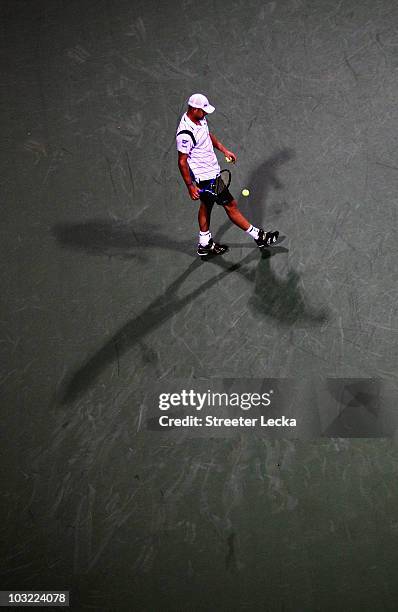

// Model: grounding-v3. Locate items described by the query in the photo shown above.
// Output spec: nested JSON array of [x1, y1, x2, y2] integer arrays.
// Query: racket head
[[214, 169, 231, 195]]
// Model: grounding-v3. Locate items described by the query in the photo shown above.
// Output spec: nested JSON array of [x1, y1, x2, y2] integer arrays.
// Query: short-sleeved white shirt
[[176, 112, 220, 182]]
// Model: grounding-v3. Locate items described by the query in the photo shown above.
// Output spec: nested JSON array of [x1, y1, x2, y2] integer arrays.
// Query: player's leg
[[197, 199, 229, 257], [198, 200, 212, 232], [223, 199, 279, 248], [222, 199, 250, 231]]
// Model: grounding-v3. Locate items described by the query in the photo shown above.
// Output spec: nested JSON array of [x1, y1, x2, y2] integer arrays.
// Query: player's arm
[[178, 152, 200, 200], [209, 133, 237, 163]]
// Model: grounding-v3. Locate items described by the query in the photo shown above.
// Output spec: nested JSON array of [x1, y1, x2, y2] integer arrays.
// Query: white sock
[[246, 225, 260, 240], [199, 230, 212, 246]]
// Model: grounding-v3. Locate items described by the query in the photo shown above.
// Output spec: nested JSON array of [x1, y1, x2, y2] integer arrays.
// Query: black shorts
[[196, 178, 234, 207]]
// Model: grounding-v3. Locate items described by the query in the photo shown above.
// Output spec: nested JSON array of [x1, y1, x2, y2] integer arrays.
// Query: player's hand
[[224, 150, 237, 163], [188, 183, 201, 200]]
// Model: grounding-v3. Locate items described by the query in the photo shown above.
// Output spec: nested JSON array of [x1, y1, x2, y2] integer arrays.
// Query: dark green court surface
[[2, 0, 398, 610]]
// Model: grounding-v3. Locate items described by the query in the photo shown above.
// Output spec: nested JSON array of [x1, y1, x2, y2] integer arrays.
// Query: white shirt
[[176, 112, 220, 182]]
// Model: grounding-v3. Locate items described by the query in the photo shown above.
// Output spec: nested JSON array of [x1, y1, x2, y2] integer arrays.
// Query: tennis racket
[[199, 169, 231, 198]]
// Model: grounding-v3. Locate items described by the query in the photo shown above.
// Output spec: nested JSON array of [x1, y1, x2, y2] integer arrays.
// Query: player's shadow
[[52, 220, 193, 260], [248, 250, 327, 325], [244, 149, 295, 228], [59, 251, 258, 404], [213, 149, 327, 325]]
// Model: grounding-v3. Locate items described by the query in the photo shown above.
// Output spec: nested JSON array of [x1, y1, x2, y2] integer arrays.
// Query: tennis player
[[176, 93, 279, 256]]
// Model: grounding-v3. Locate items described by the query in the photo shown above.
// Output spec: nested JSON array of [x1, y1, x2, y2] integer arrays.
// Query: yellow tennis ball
[[241, 188, 250, 197], [225, 156, 232, 163]]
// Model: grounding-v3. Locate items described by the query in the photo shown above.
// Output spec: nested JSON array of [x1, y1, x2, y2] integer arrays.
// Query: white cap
[[187, 93, 215, 113]]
